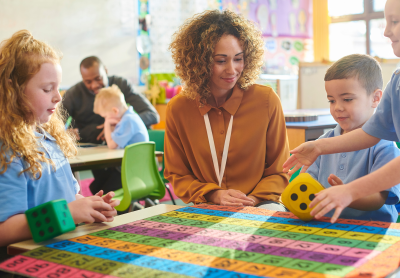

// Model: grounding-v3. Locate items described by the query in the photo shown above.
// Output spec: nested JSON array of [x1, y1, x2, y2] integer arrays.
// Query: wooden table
[[285, 109, 337, 150], [69, 145, 163, 172], [7, 204, 182, 255]]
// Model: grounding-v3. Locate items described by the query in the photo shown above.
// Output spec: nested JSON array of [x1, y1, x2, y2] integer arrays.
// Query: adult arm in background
[[247, 91, 290, 205], [62, 87, 76, 134], [62, 88, 82, 141], [116, 77, 160, 127], [62, 87, 75, 120], [164, 104, 254, 206]]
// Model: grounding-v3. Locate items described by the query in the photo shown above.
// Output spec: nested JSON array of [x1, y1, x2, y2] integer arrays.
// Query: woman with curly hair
[[164, 10, 290, 209], [0, 30, 118, 248]]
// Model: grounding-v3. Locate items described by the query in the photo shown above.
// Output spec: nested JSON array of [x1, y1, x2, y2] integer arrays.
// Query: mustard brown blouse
[[164, 84, 290, 204]]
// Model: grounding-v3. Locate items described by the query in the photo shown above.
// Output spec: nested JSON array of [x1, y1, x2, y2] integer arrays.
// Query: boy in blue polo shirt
[[94, 85, 149, 150], [284, 0, 400, 223], [305, 54, 400, 222]]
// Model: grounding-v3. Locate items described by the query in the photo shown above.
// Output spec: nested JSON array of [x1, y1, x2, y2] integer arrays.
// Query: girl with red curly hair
[[0, 30, 118, 249]]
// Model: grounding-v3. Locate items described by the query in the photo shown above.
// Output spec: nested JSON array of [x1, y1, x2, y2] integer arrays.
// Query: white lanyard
[[204, 113, 233, 187]]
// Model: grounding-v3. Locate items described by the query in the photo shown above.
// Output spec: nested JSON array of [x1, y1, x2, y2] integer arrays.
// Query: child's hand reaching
[[283, 141, 322, 175], [309, 181, 354, 223], [94, 190, 120, 222], [69, 195, 116, 224]]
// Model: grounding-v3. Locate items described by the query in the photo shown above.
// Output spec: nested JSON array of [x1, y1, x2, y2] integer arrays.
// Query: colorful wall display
[[263, 37, 313, 74], [138, 0, 151, 85], [222, 0, 314, 74]]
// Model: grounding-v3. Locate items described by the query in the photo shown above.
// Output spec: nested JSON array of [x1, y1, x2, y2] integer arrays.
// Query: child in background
[[305, 54, 400, 222], [283, 0, 400, 223], [0, 30, 119, 248], [93, 84, 149, 150]]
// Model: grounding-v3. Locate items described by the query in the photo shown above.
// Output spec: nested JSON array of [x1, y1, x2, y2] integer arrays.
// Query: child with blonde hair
[[94, 84, 149, 150], [92, 84, 148, 193], [0, 30, 119, 249]]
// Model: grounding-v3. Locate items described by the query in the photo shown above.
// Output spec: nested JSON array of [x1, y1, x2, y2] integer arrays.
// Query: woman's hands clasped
[[206, 189, 256, 206]]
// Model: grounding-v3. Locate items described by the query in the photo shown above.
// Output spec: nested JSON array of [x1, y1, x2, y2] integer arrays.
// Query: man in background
[[63, 56, 159, 193], [63, 56, 159, 143]]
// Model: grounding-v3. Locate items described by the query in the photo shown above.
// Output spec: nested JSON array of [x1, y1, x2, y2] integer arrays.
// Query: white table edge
[[8, 204, 183, 254]]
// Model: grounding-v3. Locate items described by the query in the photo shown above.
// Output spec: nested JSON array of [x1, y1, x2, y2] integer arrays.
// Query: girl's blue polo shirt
[[0, 129, 79, 222], [363, 70, 400, 141], [306, 125, 400, 222]]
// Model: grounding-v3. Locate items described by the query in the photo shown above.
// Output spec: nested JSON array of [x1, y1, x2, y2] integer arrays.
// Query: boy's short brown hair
[[324, 54, 383, 94], [93, 84, 126, 114]]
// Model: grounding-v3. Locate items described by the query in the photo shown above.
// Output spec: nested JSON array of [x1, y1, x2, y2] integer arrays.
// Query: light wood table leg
[[287, 128, 306, 150]]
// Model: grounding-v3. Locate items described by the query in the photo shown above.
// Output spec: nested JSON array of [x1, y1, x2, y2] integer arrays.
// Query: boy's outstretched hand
[[309, 175, 354, 223], [283, 141, 322, 175]]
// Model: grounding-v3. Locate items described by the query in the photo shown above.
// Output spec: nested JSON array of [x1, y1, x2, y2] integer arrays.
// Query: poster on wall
[[222, 0, 313, 74], [149, 0, 222, 74], [263, 37, 313, 74]]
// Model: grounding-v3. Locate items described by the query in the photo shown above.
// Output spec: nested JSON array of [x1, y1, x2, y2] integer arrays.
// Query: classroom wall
[[299, 60, 400, 109], [0, 0, 138, 88]]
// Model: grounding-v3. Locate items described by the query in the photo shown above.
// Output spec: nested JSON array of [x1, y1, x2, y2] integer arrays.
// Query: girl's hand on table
[[70, 195, 114, 224], [94, 190, 120, 221]]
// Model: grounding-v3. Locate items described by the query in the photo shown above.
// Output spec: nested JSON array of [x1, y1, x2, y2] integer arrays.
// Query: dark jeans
[[89, 167, 122, 195]]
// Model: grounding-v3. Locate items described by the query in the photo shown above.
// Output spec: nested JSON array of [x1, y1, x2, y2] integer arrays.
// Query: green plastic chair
[[148, 129, 176, 205], [113, 142, 166, 212], [289, 168, 301, 182], [288, 153, 301, 182]]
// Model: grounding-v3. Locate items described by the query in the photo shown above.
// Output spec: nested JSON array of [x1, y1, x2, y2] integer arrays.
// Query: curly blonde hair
[[93, 84, 127, 115], [169, 9, 264, 104], [0, 30, 77, 179]]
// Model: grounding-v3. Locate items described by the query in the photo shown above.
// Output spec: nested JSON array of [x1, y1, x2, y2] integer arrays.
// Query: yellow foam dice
[[282, 173, 325, 221]]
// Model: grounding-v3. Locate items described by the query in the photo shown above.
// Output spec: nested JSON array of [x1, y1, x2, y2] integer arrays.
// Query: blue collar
[[34, 127, 56, 142], [333, 124, 342, 137]]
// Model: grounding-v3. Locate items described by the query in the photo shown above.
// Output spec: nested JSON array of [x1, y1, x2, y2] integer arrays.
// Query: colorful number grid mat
[[2, 204, 400, 278]]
